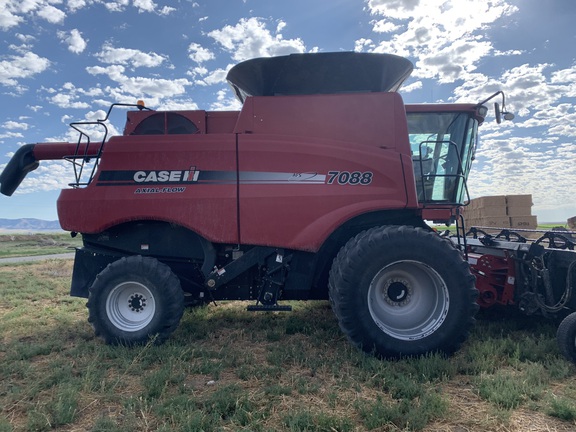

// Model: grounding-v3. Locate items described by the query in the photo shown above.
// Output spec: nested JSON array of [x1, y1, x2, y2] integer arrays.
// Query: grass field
[[0, 233, 82, 258], [0, 259, 575, 431]]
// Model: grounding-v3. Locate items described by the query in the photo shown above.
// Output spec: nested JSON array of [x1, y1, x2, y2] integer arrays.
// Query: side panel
[[237, 134, 413, 252], [57, 134, 239, 244], [234, 92, 410, 151]]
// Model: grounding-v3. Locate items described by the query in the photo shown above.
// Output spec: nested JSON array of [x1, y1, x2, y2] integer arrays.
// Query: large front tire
[[87, 255, 184, 345], [329, 225, 478, 358], [557, 312, 576, 364]]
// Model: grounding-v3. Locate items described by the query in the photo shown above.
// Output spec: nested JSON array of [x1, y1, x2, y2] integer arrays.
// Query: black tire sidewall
[[88, 256, 184, 345], [330, 226, 477, 357], [557, 312, 576, 364]]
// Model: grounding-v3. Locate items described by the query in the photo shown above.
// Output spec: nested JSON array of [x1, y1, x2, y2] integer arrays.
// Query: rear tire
[[329, 225, 478, 358], [557, 312, 576, 364], [87, 255, 184, 345]]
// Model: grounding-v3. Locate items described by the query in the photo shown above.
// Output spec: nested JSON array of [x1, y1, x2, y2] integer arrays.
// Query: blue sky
[[0, 0, 575, 223]]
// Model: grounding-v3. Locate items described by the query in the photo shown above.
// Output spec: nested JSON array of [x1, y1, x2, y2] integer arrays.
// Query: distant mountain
[[0, 218, 62, 231]]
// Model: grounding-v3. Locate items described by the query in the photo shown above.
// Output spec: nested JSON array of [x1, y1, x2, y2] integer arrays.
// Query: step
[[246, 304, 292, 312]]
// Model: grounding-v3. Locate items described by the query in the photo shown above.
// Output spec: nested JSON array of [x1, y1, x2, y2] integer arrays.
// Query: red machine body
[[468, 252, 516, 307], [55, 92, 419, 251]]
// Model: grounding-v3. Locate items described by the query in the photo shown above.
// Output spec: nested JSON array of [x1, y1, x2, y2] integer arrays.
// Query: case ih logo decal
[[97, 167, 205, 186], [134, 167, 200, 183], [96, 169, 373, 189]]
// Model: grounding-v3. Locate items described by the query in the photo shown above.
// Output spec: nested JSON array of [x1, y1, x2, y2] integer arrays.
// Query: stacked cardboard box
[[461, 194, 537, 229], [506, 195, 537, 229]]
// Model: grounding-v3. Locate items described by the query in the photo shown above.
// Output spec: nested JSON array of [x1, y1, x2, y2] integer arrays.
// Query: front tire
[[87, 255, 184, 345], [329, 225, 478, 358], [557, 312, 576, 364]]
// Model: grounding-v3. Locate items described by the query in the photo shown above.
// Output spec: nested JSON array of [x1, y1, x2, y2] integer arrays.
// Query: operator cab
[[406, 106, 483, 206]]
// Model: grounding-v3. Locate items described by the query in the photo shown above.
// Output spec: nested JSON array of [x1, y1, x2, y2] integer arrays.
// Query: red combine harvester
[[3, 52, 567, 362]]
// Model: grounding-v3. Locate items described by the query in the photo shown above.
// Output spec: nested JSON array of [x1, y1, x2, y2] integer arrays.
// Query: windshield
[[407, 112, 478, 205]]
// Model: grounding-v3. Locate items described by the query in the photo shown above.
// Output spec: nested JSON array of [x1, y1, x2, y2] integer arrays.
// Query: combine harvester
[[1, 52, 574, 363]]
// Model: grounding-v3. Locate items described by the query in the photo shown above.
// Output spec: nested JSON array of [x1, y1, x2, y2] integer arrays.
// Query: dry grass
[[0, 233, 81, 258]]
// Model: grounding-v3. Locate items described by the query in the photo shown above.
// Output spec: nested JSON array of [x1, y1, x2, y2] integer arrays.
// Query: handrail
[[64, 102, 152, 187]]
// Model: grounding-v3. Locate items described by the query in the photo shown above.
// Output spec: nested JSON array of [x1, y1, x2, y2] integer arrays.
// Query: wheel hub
[[128, 293, 147, 312], [367, 260, 449, 341], [106, 281, 156, 332], [384, 278, 411, 306]]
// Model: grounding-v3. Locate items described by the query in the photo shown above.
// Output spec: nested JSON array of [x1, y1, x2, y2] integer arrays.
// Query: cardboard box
[[506, 194, 533, 208], [478, 206, 508, 217], [477, 217, 510, 228], [509, 216, 538, 229], [460, 206, 473, 216], [474, 195, 507, 209], [506, 206, 533, 217], [464, 218, 479, 227]]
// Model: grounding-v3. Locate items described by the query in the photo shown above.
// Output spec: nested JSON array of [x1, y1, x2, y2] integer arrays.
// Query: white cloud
[[45, 82, 104, 109], [58, 29, 87, 54], [8, 43, 34, 55], [37, 4, 66, 24], [0, 131, 24, 140], [3, 121, 29, 130], [188, 65, 208, 77], [15, 160, 73, 194], [354, 38, 375, 52], [371, 19, 401, 33], [133, 0, 156, 13], [67, 0, 88, 12], [188, 43, 215, 63], [210, 89, 242, 111], [158, 5, 175, 15], [414, 39, 493, 83], [86, 64, 193, 104], [50, 93, 90, 109], [95, 0, 172, 14], [156, 98, 199, 111], [103, 0, 129, 12], [0, 51, 50, 88], [95, 43, 167, 68], [494, 49, 524, 56], [367, 0, 421, 20], [208, 17, 306, 61], [16, 33, 35, 42], [0, 3, 23, 30], [199, 67, 230, 86], [131, 0, 174, 14], [401, 80, 422, 93], [363, 0, 518, 84]]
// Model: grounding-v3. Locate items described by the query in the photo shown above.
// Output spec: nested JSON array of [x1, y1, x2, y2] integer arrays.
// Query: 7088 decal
[[327, 171, 373, 185]]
